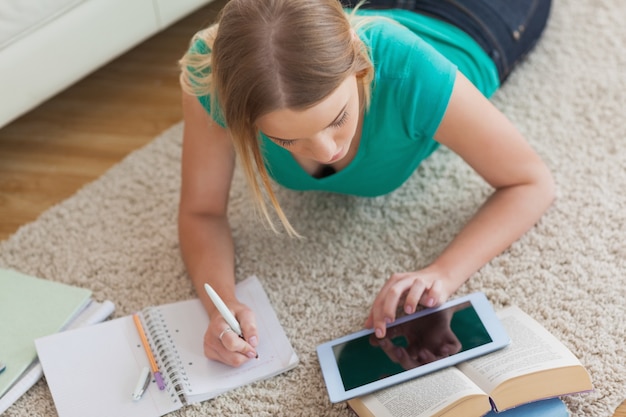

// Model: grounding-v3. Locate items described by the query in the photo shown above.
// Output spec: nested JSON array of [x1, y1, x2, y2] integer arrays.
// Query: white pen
[[204, 283, 243, 337], [132, 366, 151, 401]]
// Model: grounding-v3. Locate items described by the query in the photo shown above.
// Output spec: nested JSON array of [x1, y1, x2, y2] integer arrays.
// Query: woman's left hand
[[364, 268, 453, 339]]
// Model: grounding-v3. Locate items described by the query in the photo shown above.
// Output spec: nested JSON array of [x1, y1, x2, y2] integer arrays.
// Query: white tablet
[[316, 292, 510, 403]]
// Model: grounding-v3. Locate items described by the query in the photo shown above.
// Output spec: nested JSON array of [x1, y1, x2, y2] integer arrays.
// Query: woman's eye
[[331, 111, 349, 128], [270, 111, 348, 148], [275, 138, 296, 147]]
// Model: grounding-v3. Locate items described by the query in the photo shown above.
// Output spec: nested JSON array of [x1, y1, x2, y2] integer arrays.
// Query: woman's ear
[[355, 69, 368, 79]]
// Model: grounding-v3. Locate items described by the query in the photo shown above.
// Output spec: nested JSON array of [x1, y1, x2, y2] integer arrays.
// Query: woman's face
[[256, 75, 361, 165]]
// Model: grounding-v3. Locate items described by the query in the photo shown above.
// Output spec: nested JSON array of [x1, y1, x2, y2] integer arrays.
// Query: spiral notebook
[[35, 276, 299, 417]]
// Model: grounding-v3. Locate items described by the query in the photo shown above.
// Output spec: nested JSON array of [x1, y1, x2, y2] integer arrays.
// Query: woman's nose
[[308, 134, 337, 162]]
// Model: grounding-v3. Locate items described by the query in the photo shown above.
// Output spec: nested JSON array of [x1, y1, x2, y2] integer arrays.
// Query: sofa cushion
[[0, 0, 87, 51]]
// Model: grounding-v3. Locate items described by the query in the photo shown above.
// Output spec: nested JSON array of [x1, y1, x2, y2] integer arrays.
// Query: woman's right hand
[[179, 91, 250, 366], [204, 301, 259, 367]]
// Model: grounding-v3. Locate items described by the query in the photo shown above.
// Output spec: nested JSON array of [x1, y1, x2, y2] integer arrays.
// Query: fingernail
[[427, 298, 435, 307], [246, 351, 257, 359], [384, 317, 392, 324], [405, 305, 414, 314], [375, 328, 384, 338], [248, 336, 258, 347]]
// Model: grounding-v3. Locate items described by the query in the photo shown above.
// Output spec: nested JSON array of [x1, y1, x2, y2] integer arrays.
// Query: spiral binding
[[141, 307, 192, 405]]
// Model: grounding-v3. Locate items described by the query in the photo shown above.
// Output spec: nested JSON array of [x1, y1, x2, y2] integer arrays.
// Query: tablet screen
[[331, 301, 491, 391]]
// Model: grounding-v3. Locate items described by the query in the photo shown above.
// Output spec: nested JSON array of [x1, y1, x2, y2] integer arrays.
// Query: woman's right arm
[[178, 92, 258, 366]]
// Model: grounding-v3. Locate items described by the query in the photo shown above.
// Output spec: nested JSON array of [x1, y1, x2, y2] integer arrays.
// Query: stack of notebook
[[0, 268, 115, 413]]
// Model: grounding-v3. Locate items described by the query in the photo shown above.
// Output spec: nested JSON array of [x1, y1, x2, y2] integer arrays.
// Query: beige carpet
[[2, 0, 625, 416]]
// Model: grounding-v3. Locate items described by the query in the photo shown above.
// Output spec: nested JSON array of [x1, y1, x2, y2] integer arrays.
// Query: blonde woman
[[179, 0, 554, 366]]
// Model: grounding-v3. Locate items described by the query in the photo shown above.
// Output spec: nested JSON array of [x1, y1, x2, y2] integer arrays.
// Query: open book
[[35, 275, 299, 417], [347, 306, 592, 417]]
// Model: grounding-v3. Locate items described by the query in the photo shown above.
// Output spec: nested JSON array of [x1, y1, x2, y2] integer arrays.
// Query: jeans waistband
[[343, 0, 552, 82]]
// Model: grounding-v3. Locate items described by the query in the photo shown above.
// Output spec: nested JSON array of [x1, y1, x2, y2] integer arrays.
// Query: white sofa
[[0, 0, 215, 129]]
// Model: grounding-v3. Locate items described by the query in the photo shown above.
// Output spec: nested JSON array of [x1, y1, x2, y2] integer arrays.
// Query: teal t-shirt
[[194, 10, 500, 197], [260, 10, 499, 196]]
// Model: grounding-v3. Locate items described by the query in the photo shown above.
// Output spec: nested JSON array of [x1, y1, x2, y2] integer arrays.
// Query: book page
[[354, 367, 487, 417], [457, 306, 582, 393]]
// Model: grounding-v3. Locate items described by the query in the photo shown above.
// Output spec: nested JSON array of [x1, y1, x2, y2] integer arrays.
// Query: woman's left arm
[[366, 71, 555, 338]]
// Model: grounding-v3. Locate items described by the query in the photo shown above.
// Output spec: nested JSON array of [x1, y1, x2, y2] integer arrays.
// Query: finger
[[217, 348, 252, 367], [420, 279, 444, 308], [237, 309, 259, 349], [372, 276, 413, 339], [203, 328, 250, 367], [372, 322, 405, 345], [368, 272, 411, 335], [378, 272, 411, 294], [380, 278, 414, 324], [403, 278, 428, 315], [219, 327, 245, 351], [220, 327, 258, 359]]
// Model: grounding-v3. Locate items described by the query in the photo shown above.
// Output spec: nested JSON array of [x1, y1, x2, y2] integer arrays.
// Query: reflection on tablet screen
[[332, 301, 492, 391]]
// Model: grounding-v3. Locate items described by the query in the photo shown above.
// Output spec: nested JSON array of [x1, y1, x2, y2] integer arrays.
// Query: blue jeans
[[341, 0, 552, 82]]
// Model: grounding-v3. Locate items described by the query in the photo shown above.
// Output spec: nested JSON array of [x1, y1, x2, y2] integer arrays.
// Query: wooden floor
[[0, 2, 624, 416], [0, 0, 226, 241]]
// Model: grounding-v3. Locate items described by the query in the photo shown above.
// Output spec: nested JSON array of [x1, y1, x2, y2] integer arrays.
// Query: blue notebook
[[485, 398, 569, 416]]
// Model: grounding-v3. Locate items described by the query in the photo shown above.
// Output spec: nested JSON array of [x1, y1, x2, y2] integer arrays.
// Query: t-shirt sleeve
[[186, 37, 227, 128], [398, 33, 457, 141], [366, 19, 456, 142]]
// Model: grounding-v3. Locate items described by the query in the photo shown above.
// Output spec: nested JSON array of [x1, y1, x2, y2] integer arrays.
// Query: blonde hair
[[180, 0, 374, 236]]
